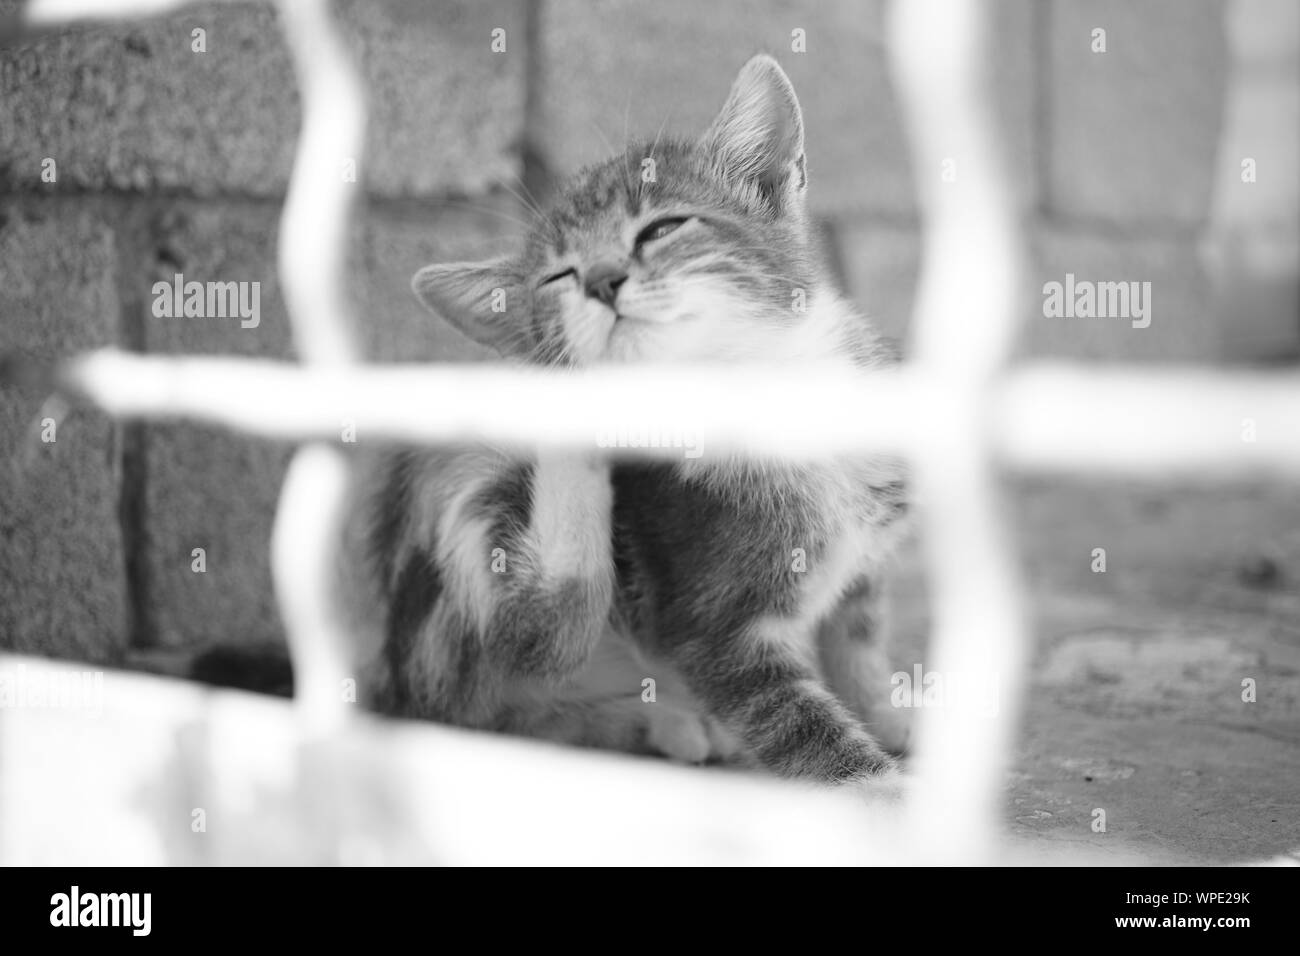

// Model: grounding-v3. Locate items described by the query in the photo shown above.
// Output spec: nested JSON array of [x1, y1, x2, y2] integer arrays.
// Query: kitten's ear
[[702, 54, 807, 212], [411, 258, 527, 355]]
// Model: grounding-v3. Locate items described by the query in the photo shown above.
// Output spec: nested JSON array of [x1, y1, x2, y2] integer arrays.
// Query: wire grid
[[14, 0, 1300, 865]]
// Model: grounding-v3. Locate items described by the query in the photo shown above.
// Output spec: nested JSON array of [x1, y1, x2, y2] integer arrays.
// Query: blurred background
[[1, 0, 1297, 862]]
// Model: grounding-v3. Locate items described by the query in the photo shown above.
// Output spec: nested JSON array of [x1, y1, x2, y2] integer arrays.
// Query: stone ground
[[886, 476, 1300, 864]]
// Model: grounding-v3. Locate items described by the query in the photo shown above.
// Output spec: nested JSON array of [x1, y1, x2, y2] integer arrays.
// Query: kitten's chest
[[614, 460, 906, 632], [786, 476, 904, 622], [796, 513, 883, 620]]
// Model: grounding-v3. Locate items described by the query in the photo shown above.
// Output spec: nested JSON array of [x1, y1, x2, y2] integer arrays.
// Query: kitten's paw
[[645, 708, 714, 764], [848, 763, 909, 806], [703, 715, 745, 764], [866, 702, 915, 757]]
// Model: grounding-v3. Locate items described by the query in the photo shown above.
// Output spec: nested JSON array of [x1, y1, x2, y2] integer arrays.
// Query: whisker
[[427, 198, 538, 234], [495, 173, 547, 222], [621, 95, 634, 191]]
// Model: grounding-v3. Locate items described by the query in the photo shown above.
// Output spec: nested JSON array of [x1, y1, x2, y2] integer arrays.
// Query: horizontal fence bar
[[24, 0, 241, 24], [4, 650, 1292, 865], [999, 365, 1300, 475], [0, 651, 1190, 865], [57, 350, 1300, 474], [61, 350, 918, 456], [0, 653, 909, 866]]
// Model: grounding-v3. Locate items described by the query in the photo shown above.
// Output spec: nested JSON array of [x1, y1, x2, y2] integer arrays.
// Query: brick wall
[[1, 0, 1296, 659]]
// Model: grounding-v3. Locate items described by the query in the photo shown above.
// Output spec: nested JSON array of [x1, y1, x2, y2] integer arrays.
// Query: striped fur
[[345, 55, 911, 783]]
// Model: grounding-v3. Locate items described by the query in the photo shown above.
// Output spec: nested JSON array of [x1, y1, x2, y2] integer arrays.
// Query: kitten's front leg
[[674, 618, 896, 784], [484, 451, 615, 678]]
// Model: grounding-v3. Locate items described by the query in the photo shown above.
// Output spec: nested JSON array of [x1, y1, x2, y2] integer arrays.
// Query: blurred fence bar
[[889, 0, 1029, 864], [61, 353, 1300, 472], [266, 0, 365, 735]]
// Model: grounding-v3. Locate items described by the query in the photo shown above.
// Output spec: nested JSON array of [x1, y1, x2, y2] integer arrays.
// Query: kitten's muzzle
[[583, 261, 628, 309]]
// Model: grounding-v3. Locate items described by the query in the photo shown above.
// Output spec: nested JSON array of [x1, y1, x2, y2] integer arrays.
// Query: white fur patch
[[750, 615, 819, 668], [799, 514, 890, 623], [437, 502, 498, 634], [602, 283, 875, 371], [411, 450, 512, 633], [527, 451, 613, 580], [561, 295, 616, 364]]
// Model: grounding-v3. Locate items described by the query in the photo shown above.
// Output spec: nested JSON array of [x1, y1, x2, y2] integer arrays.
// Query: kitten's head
[[413, 54, 821, 365]]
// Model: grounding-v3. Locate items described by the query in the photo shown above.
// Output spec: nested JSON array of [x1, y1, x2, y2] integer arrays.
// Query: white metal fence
[[3, 0, 1298, 865]]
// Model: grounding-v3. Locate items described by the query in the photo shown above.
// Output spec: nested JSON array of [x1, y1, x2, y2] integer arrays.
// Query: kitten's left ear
[[411, 258, 527, 356], [702, 54, 807, 213]]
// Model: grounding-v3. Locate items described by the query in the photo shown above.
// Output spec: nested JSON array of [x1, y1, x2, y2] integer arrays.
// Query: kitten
[[338, 54, 912, 785]]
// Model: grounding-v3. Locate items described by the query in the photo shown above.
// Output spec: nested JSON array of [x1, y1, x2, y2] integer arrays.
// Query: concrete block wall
[[0, 205, 126, 662], [1, 0, 1295, 659]]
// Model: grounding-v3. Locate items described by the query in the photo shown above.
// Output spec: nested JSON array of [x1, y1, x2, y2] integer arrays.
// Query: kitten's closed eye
[[635, 216, 692, 248], [540, 266, 577, 287]]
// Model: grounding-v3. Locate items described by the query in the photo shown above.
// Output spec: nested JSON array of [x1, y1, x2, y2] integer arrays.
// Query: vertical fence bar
[[268, 0, 366, 734], [889, 0, 1029, 862]]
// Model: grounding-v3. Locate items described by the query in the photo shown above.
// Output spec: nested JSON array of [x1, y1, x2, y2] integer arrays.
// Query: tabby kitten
[[341, 55, 910, 786]]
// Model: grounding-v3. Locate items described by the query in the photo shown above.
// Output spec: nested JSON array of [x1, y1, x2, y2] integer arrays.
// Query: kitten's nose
[[583, 261, 628, 308]]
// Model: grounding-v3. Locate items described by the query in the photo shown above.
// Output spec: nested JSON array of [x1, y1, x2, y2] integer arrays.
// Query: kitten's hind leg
[[374, 448, 615, 721], [515, 631, 745, 765], [816, 577, 914, 756], [500, 697, 726, 764], [440, 450, 615, 681]]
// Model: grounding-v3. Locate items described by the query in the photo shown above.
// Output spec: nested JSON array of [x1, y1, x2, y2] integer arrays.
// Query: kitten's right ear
[[411, 259, 526, 355], [703, 54, 807, 214]]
